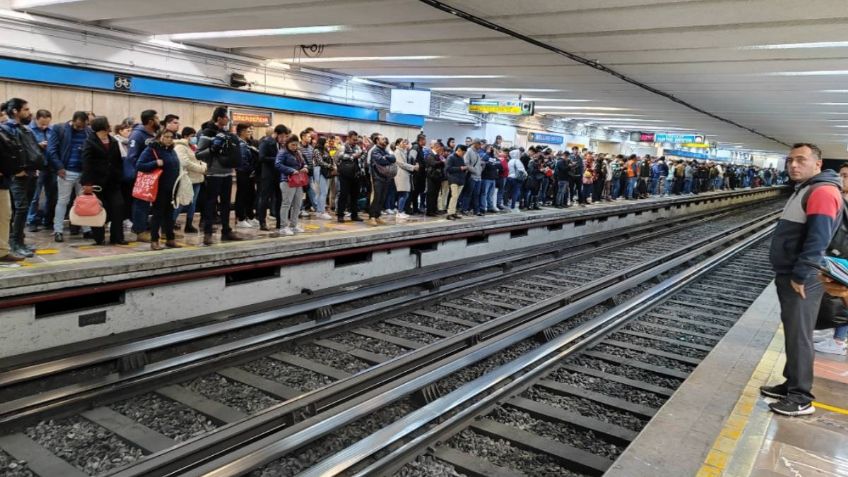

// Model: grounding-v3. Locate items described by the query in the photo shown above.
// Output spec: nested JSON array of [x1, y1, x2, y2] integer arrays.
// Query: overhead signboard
[[390, 89, 431, 116], [468, 99, 535, 116], [681, 142, 710, 149], [629, 132, 656, 142], [664, 149, 709, 160], [230, 108, 273, 127], [654, 133, 705, 144], [527, 132, 564, 145]]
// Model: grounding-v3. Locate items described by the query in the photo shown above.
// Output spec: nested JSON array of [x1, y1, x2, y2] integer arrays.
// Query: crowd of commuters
[[0, 97, 782, 260]]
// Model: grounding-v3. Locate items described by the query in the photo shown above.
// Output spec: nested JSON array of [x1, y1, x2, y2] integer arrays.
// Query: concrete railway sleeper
[[0, 202, 780, 477]]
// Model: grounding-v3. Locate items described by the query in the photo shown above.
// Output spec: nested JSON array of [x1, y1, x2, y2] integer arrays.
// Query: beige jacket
[[393, 147, 416, 192], [173, 139, 207, 184]]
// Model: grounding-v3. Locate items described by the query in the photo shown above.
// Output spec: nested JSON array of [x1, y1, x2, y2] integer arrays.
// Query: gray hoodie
[[465, 146, 482, 180]]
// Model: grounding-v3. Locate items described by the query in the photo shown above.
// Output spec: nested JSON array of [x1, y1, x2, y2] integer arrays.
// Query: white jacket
[[173, 139, 207, 184], [507, 150, 526, 179], [393, 147, 416, 192]]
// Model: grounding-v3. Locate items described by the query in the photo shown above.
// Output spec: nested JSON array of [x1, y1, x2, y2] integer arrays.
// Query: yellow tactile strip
[[696, 326, 786, 477]]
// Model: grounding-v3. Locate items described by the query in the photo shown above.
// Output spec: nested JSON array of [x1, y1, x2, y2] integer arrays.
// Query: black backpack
[[215, 132, 241, 168], [802, 183, 848, 258], [0, 127, 21, 177]]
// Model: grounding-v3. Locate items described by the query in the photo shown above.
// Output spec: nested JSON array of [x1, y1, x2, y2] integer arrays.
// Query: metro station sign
[[527, 132, 564, 145], [468, 99, 535, 116], [229, 108, 273, 127]]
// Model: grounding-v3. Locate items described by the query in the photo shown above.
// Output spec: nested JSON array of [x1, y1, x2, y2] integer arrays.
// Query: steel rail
[[342, 226, 775, 477], [0, 207, 763, 430], [157, 217, 776, 477], [105, 211, 779, 477], [1, 201, 746, 387]]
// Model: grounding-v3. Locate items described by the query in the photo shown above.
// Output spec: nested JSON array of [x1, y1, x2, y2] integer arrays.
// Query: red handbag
[[132, 150, 163, 202], [288, 171, 309, 188]]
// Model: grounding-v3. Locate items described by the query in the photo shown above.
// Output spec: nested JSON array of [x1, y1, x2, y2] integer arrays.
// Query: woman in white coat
[[172, 127, 207, 233], [392, 138, 417, 219]]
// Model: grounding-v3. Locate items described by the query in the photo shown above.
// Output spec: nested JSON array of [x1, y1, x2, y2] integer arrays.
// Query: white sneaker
[[236, 220, 254, 228], [317, 213, 332, 220], [299, 210, 309, 218], [249, 218, 260, 227], [344, 212, 351, 218], [815, 338, 847, 355], [813, 329, 833, 343], [294, 224, 305, 233], [388, 209, 397, 215], [397, 212, 409, 219], [280, 227, 294, 236], [123, 219, 133, 229]]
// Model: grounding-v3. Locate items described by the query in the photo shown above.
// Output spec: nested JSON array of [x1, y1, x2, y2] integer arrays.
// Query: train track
[[182, 217, 775, 477], [0, 200, 781, 477]]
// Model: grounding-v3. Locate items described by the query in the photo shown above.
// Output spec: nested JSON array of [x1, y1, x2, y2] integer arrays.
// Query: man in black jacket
[[406, 133, 427, 215], [1, 98, 42, 258], [256, 124, 288, 230], [337, 131, 365, 223]]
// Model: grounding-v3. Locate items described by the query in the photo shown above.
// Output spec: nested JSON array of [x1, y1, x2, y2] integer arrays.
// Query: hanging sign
[[229, 108, 273, 127], [468, 99, 535, 116]]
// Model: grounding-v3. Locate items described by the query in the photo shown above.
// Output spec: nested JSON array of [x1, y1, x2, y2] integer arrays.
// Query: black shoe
[[769, 399, 814, 416], [13, 247, 33, 258], [760, 384, 788, 399], [475, 212, 485, 216], [446, 214, 457, 220], [27, 224, 39, 233], [82, 231, 93, 239], [351, 216, 364, 222], [54, 232, 64, 243], [184, 225, 198, 234], [221, 232, 244, 241]]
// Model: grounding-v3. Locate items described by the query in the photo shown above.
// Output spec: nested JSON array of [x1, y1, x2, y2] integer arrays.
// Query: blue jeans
[[684, 178, 693, 194], [556, 180, 569, 206], [612, 179, 621, 199], [132, 198, 150, 233], [626, 177, 637, 199], [478, 179, 495, 213], [27, 170, 56, 226], [173, 183, 201, 226], [384, 181, 397, 211], [507, 178, 523, 209], [55, 170, 89, 234], [835, 324, 848, 340], [650, 178, 658, 195], [538, 179, 549, 204], [397, 191, 409, 212], [460, 178, 481, 212], [495, 177, 506, 208], [313, 168, 329, 213]]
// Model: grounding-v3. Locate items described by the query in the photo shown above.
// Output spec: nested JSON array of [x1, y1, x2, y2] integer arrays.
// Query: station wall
[[0, 80, 421, 139]]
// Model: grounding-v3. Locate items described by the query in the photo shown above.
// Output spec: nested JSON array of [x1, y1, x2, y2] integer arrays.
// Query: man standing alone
[[762, 143, 843, 416]]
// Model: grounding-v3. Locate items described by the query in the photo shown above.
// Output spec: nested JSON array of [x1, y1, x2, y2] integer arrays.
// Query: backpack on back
[[216, 133, 241, 168], [802, 183, 848, 258]]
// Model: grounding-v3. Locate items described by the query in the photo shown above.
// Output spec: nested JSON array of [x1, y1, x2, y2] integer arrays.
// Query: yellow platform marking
[[698, 325, 785, 476], [34, 249, 58, 255], [812, 401, 848, 416]]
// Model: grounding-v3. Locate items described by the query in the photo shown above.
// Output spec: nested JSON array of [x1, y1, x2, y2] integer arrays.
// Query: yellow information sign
[[468, 100, 534, 116]]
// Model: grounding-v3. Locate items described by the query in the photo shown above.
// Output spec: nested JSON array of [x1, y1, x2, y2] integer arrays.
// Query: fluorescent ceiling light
[[821, 90, 848, 93], [430, 87, 560, 92], [819, 102, 848, 106], [278, 55, 443, 63], [539, 112, 637, 117], [565, 118, 665, 122], [364, 75, 504, 79], [769, 70, 848, 76], [521, 98, 591, 102], [742, 41, 848, 50], [167, 25, 344, 41], [11, 0, 79, 7], [536, 106, 628, 111]]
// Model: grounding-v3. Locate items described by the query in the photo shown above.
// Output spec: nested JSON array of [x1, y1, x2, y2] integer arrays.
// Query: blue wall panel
[[0, 57, 424, 127]]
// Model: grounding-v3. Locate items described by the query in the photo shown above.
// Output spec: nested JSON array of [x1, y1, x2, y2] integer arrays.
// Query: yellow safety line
[[695, 325, 785, 477], [812, 401, 848, 416]]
